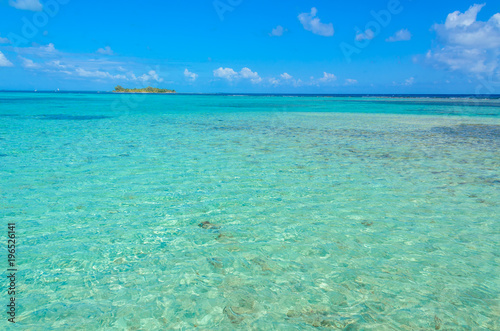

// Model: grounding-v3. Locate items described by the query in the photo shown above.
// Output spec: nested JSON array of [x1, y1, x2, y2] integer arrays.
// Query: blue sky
[[0, 0, 499, 93]]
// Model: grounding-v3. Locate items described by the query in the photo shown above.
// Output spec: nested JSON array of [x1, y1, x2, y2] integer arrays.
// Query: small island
[[113, 85, 176, 93]]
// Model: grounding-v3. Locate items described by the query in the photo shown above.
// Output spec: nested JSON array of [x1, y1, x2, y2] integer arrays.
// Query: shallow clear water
[[1, 93, 499, 330]]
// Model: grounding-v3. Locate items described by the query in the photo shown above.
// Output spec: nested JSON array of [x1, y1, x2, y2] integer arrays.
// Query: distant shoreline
[[112, 91, 176, 94], [1, 91, 499, 100], [113, 85, 176, 94]]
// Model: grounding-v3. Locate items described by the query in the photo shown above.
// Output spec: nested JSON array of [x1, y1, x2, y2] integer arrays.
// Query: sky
[[0, 0, 499, 93]]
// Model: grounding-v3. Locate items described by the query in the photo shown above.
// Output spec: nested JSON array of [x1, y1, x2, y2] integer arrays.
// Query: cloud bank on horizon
[[0, 1, 499, 93]]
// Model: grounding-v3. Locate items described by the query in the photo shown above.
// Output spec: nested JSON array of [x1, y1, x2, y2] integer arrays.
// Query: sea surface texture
[[1, 93, 499, 330]]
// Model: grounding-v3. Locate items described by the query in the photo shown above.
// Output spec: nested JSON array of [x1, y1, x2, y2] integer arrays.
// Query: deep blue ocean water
[[1, 92, 499, 329]]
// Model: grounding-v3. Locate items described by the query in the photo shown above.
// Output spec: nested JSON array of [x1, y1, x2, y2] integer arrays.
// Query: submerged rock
[[198, 221, 220, 230], [252, 257, 272, 271], [207, 257, 224, 269], [431, 124, 500, 140], [434, 315, 442, 330], [223, 306, 244, 324], [113, 257, 126, 264]]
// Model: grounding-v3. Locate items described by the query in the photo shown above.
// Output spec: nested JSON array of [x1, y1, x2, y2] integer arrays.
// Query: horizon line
[[1, 90, 500, 97]]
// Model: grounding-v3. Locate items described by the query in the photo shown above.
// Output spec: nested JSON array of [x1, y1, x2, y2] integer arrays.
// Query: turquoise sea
[[1, 92, 499, 330]]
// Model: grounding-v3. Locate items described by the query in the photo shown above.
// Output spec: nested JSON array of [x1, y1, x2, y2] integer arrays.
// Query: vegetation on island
[[113, 85, 176, 93]]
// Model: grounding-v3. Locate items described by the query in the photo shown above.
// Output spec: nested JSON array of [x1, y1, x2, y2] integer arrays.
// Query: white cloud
[[269, 77, 280, 85], [392, 77, 415, 86], [426, 4, 500, 75], [97, 46, 113, 55], [5, 43, 167, 84], [269, 72, 338, 87], [404, 77, 414, 86], [355, 29, 374, 41], [298, 7, 334, 37], [0, 52, 14, 67], [240, 67, 262, 83], [294, 79, 304, 87], [184, 68, 198, 81], [0, 36, 10, 44], [20, 57, 40, 68], [49, 63, 162, 83], [426, 47, 497, 74], [267, 73, 295, 86], [435, 4, 500, 49], [344, 78, 358, 85], [48, 60, 68, 69], [75, 68, 126, 80], [270, 25, 286, 37], [136, 70, 163, 83], [41, 43, 56, 53], [386, 29, 412, 42], [318, 72, 337, 83], [214, 67, 238, 81], [9, 0, 42, 11], [15, 43, 59, 57], [445, 3, 485, 29], [213, 67, 261, 83]]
